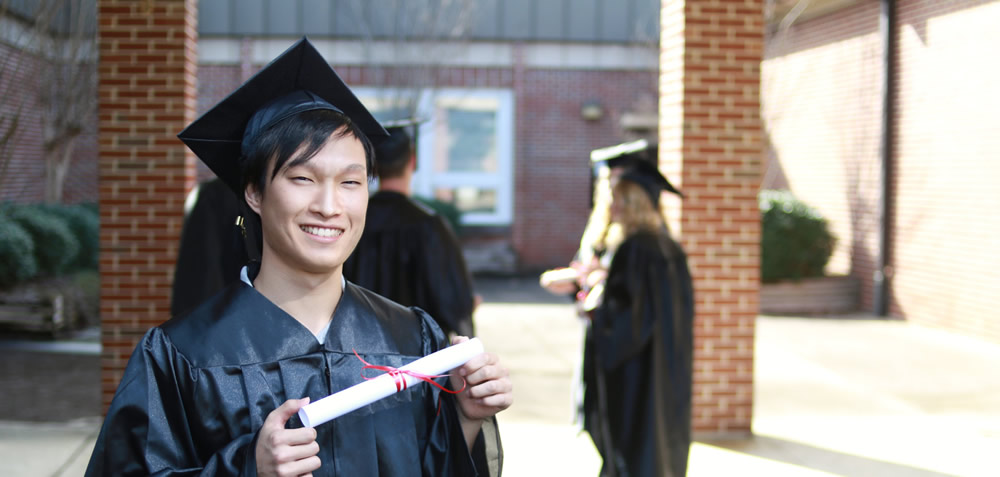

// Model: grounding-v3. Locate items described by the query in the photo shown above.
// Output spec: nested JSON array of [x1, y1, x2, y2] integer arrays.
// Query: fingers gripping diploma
[[256, 398, 322, 477], [449, 336, 514, 448]]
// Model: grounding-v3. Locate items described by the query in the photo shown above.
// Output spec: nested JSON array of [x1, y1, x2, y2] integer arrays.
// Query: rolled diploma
[[540, 267, 578, 286], [298, 337, 484, 428]]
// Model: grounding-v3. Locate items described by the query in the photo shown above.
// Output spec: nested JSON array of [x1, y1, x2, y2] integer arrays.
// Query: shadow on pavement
[[704, 434, 958, 477], [474, 275, 570, 305], [0, 345, 101, 421]]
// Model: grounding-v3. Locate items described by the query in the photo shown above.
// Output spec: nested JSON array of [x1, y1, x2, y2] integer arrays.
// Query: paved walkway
[[2, 277, 1000, 476]]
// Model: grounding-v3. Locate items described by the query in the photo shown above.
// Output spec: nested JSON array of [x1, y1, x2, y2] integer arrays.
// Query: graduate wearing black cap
[[541, 139, 678, 303], [582, 160, 693, 477], [86, 38, 509, 477], [342, 122, 478, 338]]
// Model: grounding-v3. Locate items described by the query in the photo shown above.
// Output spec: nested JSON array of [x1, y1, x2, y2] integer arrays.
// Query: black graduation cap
[[619, 159, 683, 207], [590, 138, 682, 203], [178, 37, 388, 195], [590, 138, 657, 169]]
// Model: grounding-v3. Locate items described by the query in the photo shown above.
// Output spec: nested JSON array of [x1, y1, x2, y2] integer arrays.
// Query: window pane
[[434, 186, 497, 215], [358, 92, 419, 123], [434, 99, 498, 173], [372, 106, 412, 122]]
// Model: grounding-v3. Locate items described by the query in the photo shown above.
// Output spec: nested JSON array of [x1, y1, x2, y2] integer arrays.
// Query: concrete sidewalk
[[2, 277, 999, 476], [477, 278, 1000, 476]]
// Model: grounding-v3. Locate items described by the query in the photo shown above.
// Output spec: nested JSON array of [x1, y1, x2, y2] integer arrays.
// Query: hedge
[[760, 190, 836, 283], [0, 214, 39, 288], [35, 203, 99, 269], [0, 203, 87, 278]]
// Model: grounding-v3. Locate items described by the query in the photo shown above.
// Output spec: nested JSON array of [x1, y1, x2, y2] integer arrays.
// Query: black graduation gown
[[584, 228, 694, 477], [171, 178, 254, 317], [344, 191, 476, 337], [86, 280, 501, 476]]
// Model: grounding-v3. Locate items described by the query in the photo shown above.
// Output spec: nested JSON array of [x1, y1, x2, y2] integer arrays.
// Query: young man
[[343, 124, 477, 337], [86, 38, 511, 477]]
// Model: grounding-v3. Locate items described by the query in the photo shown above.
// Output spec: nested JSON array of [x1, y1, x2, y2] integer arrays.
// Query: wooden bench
[[0, 288, 71, 336]]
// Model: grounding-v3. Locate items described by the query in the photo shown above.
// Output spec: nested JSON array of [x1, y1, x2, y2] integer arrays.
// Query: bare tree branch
[[357, 0, 479, 120], [1, 0, 96, 203], [33, 0, 97, 203], [0, 0, 49, 191]]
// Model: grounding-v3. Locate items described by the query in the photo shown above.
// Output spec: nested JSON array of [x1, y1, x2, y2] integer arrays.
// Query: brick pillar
[[97, 0, 198, 411], [660, 0, 764, 436]]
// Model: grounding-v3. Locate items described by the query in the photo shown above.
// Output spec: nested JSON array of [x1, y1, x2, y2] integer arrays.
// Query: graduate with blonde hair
[[585, 160, 692, 477]]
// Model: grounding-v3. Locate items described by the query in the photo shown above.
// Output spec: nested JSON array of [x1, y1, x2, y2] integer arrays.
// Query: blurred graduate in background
[[343, 120, 478, 338], [584, 159, 692, 477]]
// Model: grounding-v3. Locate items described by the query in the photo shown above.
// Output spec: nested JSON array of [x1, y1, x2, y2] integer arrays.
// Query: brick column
[[97, 0, 198, 411], [660, 0, 764, 436]]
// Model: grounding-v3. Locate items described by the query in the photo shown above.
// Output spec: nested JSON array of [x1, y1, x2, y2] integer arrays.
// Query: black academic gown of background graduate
[[584, 228, 694, 477], [170, 178, 251, 317], [344, 190, 476, 337], [86, 272, 501, 476]]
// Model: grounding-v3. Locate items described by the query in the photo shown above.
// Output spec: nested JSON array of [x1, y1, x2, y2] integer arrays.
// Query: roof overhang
[[768, 0, 862, 28]]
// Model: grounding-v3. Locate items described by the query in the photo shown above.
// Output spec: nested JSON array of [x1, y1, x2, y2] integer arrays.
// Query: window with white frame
[[356, 87, 515, 226]]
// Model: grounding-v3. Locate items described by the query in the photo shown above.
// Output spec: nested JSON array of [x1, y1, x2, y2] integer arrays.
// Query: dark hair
[[373, 127, 412, 179], [241, 109, 375, 199]]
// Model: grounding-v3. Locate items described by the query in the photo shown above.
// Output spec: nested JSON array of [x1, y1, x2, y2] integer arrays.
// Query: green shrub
[[413, 196, 464, 236], [78, 202, 98, 216], [36, 203, 99, 269], [6, 205, 81, 276], [759, 190, 836, 283], [0, 215, 39, 288]]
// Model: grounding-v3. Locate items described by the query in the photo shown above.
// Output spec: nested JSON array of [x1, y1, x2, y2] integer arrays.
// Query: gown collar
[[161, 273, 429, 366], [239, 265, 341, 344]]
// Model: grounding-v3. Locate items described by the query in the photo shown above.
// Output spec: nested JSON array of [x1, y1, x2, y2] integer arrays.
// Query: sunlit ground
[[2, 278, 999, 476], [476, 299, 602, 475], [475, 281, 1000, 477]]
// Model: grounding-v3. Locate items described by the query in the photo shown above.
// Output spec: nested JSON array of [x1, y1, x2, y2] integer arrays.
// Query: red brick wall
[[0, 40, 98, 205], [762, 1, 882, 311], [97, 0, 198, 410], [196, 61, 658, 270], [892, 0, 1000, 340], [514, 68, 658, 267], [662, 0, 764, 436], [763, 0, 1000, 343], [63, 117, 100, 204]]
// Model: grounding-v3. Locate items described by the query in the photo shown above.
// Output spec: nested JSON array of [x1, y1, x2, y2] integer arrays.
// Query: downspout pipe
[[874, 0, 895, 316]]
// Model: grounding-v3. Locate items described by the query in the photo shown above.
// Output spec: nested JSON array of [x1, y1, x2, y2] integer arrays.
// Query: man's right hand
[[256, 398, 321, 477]]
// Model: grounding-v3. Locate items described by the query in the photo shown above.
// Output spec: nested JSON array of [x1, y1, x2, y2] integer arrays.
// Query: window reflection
[[434, 187, 497, 215], [435, 107, 497, 173], [356, 87, 513, 225]]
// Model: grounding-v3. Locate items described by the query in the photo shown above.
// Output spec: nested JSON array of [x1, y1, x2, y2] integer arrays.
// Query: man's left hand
[[450, 336, 513, 422]]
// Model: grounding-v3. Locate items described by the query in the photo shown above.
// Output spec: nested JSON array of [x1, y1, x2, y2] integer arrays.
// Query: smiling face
[[246, 130, 369, 278]]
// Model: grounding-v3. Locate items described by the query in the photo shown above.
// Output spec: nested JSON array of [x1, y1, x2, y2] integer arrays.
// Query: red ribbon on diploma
[[353, 349, 466, 394]]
